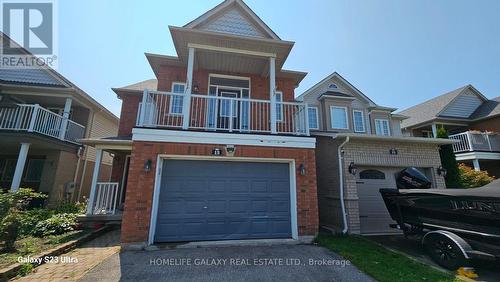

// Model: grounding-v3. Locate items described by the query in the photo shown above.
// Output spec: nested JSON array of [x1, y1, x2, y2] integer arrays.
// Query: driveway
[[81, 244, 375, 282], [369, 235, 499, 282]]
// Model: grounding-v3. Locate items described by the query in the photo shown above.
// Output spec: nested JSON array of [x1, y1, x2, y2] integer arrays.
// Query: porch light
[[298, 164, 306, 176], [437, 166, 447, 178], [348, 162, 357, 175], [193, 83, 199, 93], [144, 159, 152, 172]]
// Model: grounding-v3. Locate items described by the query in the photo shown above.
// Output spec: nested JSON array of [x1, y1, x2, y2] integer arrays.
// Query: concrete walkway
[[16, 229, 120, 282], [81, 244, 374, 282]]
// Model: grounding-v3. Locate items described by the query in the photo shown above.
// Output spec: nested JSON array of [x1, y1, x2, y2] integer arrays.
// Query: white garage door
[[356, 167, 401, 235]]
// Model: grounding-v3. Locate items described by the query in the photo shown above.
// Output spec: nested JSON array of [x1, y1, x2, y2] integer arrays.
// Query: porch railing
[[0, 104, 85, 144], [136, 90, 310, 135], [449, 131, 500, 153], [91, 182, 120, 215]]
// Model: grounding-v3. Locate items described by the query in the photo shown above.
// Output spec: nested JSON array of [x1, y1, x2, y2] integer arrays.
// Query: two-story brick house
[[298, 72, 453, 235], [82, 0, 318, 247]]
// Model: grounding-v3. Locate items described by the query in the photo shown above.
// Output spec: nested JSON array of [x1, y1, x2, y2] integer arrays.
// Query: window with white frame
[[169, 82, 186, 114], [375, 119, 391, 136], [353, 110, 365, 132], [330, 106, 348, 129], [275, 91, 283, 121], [308, 107, 319, 129]]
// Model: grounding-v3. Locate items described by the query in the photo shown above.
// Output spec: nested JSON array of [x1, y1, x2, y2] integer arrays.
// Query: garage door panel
[[155, 160, 291, 242], [357, 167, 400, 234]]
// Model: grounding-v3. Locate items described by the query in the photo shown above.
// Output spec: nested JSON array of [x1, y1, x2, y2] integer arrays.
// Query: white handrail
[[137, 90, 309, 135], [0, 104, 85, 144], [449, 131, 500, 153], [92, 182, 120, 215]]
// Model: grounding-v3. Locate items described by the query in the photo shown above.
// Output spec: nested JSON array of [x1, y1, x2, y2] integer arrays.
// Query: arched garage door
[[154, 160, 292, 242]]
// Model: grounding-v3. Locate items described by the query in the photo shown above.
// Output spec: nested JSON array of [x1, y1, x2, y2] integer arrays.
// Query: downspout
[[336, 135, 350, 234]]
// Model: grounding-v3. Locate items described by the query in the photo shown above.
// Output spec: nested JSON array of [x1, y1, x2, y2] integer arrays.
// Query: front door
[[217, 89, 240, 131]]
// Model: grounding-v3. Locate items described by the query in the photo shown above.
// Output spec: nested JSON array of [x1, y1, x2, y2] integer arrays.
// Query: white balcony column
[[10, 143, 30, 191], [472, 159, 481, 171], [431, 123, 438, 138], [139, 89, 149, 126], [86, 148, 103, 215], [182, 46, 195, 129], [304, 103, 310, 136], [269, 56, 277, 134], [59, 97, 72, 140]]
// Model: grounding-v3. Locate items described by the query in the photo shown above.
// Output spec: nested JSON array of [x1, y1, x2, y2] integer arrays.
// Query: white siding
[[198, 7, 266, 38], [440, 90, 482, 118], [391, 119, 402, 136], [85, 112, 118, 165]]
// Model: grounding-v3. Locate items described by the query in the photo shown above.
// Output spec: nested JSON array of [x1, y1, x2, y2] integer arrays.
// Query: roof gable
[[298, 72, 376, 106], [438, 86, 485, 118], [184, 0, 279, 40]]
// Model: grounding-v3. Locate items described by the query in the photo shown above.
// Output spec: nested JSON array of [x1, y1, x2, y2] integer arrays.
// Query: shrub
[[436, 128, 462, 188], [18, 208, 54, 236], [0, 189, 47, 252], [34, 213, 78, 237], [53, 201, 81, 214], [458, 163, 495, 188]]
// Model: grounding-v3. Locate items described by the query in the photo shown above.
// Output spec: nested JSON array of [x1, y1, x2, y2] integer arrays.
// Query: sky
[[55, 0, 500, 117]]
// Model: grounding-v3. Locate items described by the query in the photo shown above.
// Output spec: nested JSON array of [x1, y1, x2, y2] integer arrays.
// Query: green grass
[[0, 230, 89, 269], [316, 234, 460, 282]]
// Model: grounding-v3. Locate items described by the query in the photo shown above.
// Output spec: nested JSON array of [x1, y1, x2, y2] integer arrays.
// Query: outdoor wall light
[[193, 83, 199, 93], [212, 148, 222, 156], [348, 162, 358, 175], [298, 164, 306, 176], [144, 159, 152, 172], [437, 166, 447, 178]]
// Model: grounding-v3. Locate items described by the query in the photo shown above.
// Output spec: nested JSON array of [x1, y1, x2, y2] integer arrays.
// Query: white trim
[[455, 151, 500, 161], [169, 82, 186, 115], [187, 43, 276, 58], [313, 132, 455, 144], [352, 110, 365, 133], [209, 73, 251, 82], [132, 128, 316, 149], [307, 106, 319, 130], [374, 119, 391, 136], [147, 155, 299, 245], [330, 106, 349, 130]]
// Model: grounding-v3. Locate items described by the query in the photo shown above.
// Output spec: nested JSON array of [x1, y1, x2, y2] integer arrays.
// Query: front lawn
[[316, 234, 459, 282], [0, 230, 90, 269]]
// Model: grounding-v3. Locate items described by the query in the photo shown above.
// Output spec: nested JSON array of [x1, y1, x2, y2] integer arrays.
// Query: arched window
[[328, 83, 338, 89], [359, 169, 386, 179]]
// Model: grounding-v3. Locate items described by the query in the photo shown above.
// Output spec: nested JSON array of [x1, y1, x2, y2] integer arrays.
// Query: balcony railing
[[0, 104, 85, 144], [449, 131, 500, 153], [136, 90, 310, 135]]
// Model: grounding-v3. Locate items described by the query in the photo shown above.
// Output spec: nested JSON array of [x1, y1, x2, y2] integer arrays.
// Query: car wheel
[[424, 233, 467, 270]]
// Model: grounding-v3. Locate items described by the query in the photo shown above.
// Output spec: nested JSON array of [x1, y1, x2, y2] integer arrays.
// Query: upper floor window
[[330, 106, 348, 129], [308, 107, 319, 130], [170, 82, 186, 114], [375, 119, 391, 136], [275, 91, 283, 121], [328, 83, 338, 89], [353, 110, 365, 133]]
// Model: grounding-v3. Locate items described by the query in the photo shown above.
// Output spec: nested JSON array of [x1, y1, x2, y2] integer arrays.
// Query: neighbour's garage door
[[154, 160, 291, 242], [356, 167, 401, 234]]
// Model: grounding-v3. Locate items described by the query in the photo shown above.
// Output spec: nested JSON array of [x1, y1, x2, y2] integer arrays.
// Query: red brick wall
[[120, 141, 318, 243], [116, 66, 298, 137]]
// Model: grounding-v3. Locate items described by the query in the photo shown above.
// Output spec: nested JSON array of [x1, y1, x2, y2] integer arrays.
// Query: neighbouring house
[[0, 32, 119, 206], [81, 0, 318, 247], [399, 85, 500, 177], [298, 72, 453, 235]]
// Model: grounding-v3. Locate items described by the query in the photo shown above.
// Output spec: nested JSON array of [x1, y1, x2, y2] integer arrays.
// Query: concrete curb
[[0, 225, 112, 282]]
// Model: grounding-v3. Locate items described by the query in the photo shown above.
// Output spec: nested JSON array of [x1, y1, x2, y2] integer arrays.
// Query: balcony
[[449, 131, 500, 153], [136, 90, 310, 136], [0, 104, 85, 144]]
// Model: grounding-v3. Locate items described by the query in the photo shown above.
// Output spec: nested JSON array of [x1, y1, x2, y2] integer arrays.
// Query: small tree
[[436, 127, 462, 188], [458, 163, 495, 188]]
